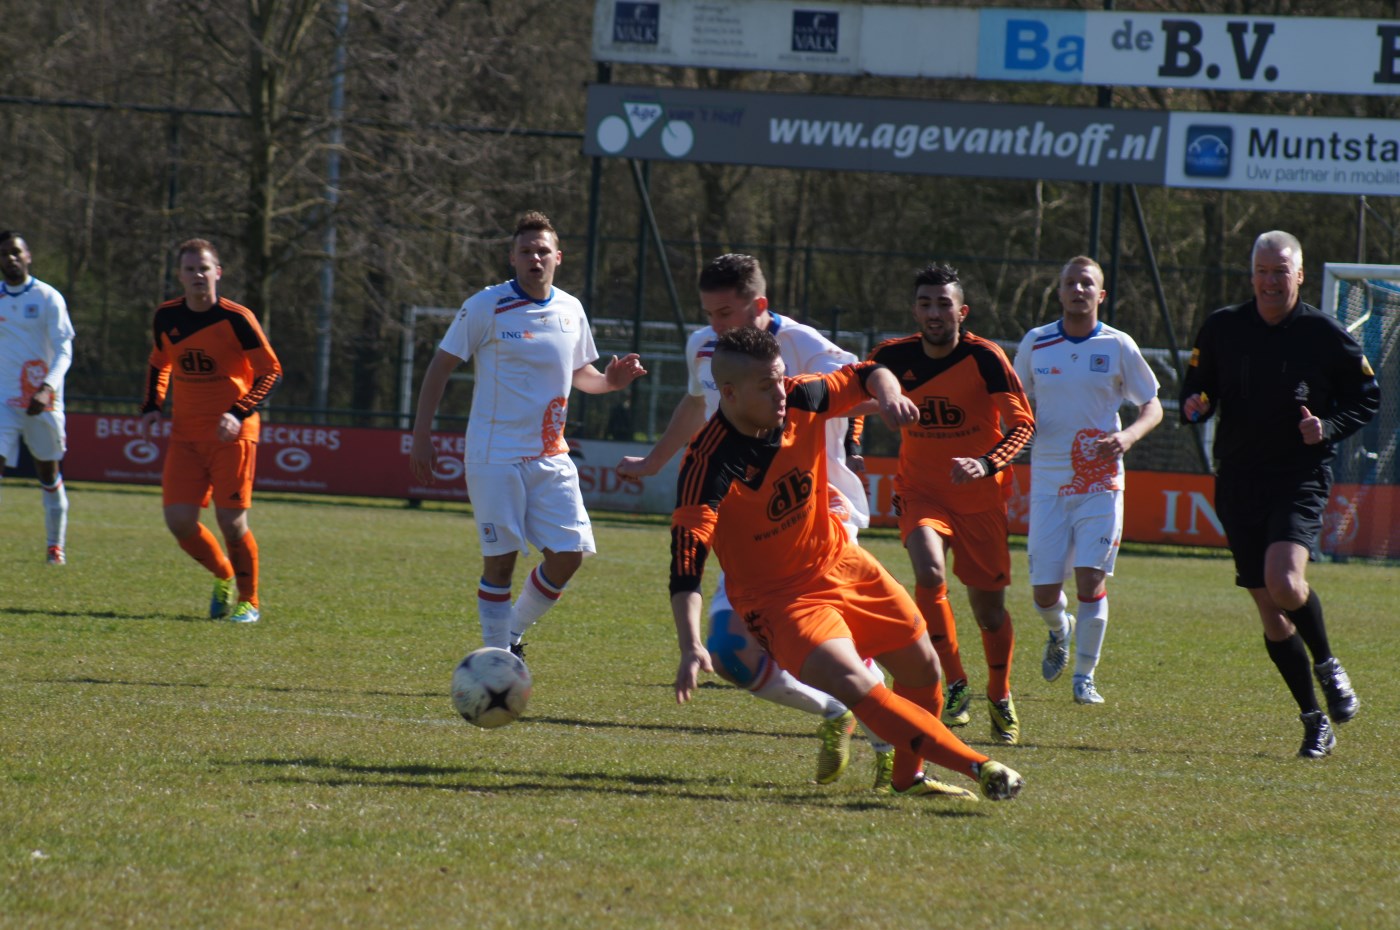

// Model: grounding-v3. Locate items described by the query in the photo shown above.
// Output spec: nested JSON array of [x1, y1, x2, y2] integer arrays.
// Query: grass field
[[2, 482, 1397, 929]]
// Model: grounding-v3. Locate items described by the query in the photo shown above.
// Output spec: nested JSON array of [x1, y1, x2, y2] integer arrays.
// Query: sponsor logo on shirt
[[1034, 366, 1063, 375], [499, 331, 537, 340]]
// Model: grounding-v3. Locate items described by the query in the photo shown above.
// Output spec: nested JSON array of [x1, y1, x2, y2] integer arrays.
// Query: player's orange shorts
[[734, 543, 927, 679], [162, 439, 258, 510], [894, 488, 1012, 590]]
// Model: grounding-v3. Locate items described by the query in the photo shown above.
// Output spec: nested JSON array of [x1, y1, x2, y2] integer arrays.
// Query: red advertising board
[[62, 414, 1398, 558]]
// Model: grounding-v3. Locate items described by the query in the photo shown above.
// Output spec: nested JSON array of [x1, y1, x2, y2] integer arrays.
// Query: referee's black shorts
[[1215, 466, 1329, 589]]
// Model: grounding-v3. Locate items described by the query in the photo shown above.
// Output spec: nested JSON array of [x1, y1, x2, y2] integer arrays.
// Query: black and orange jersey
[[142, 297, 282, 442], [670, 362, 878, 605], [868, 332, 1034, 513]]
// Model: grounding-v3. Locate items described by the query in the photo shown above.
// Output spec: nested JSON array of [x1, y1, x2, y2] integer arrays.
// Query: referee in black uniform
[[1182, 230, 1380, 758]]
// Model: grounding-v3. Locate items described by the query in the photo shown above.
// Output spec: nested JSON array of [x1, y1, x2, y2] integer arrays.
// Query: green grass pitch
[[2, 482, 1397, 929]]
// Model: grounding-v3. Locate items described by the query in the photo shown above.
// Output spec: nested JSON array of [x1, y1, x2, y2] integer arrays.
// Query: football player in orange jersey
[[138, 240, 282, 624], [669, 327, 1025, 801], [868, 263, 1035, 745]]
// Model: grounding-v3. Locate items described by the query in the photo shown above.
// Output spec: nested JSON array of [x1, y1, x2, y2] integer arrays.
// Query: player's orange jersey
[[868, 332, 1034, 514], [142, 297, 282, 442], [670, 362, 876, 607]]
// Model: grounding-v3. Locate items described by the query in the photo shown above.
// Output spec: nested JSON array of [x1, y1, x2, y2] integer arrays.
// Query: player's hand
[[409, 433, 438, 484], [605, 353, 648, 390], [1299, 405, 1325, 445], [674, 646, 714, 704], [1093, 431, 1130, 459], [950, 456, 988, 484], [1183, 392, 1210, 422], [877, 395, 919, 431], [25, 385, 54, 416], [138, 409, 162, 438], [848, 453, 865, 473], [215, 412, 241, 442], [616, 454, 657, 483]]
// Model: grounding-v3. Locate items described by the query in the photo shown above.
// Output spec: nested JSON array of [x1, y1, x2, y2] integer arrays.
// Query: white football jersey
[[1014, 320, 1159, 498], [0, 276, 75, 412], [687, 312, 870, 527], [440, 280, 598, 465]]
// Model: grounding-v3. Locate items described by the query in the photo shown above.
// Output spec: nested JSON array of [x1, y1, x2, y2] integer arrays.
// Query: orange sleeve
[[983, 387, 1035, 474], [141, 318, 172, 414]]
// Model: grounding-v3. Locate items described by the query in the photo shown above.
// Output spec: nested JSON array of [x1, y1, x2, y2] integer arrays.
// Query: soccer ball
[[451, 647, 532, 728]]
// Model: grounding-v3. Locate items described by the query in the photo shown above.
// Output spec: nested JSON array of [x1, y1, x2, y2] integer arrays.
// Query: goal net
[[1319, 264, 1400, 559]]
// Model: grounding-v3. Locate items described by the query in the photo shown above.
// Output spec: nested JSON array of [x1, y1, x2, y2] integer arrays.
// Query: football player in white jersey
[[1013, 256, 1162, 705], [616, 253, 895, 790], [0, 232, 75, 565], [409, 212, 646, 655]]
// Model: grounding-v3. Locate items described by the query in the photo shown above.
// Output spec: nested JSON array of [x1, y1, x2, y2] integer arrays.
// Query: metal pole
[[1129, 185, 1211, 473], [314, 0, 348, 421], [627, 158, 689, 345], [584, 62, 611, 316], [1357, 195, 1367, 262]]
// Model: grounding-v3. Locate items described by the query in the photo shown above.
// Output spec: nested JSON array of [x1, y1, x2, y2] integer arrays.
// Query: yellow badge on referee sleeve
[[1361, 355, 1374, 377]]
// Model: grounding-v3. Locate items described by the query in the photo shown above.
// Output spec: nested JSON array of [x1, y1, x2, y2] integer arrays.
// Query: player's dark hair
[[714, 325, 780, 365], [0, 230, 23, 245], [514, 211, 558, 245], [177, 238, 220, 264], [698, 253, 767, 300], [914, 261, 963, 303]]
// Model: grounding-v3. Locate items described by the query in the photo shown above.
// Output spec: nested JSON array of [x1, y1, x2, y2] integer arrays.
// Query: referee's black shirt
[[1181, 299, 1380, 475]]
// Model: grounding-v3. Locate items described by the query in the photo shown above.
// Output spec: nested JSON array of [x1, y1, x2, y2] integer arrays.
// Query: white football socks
[[1074, 593, 1109, 680], [749, 657, 846, 717], [41, 475, 68, 549], [510, 565, 564, 644], [1034, 590, 1071, 639], [477, 579, 514, 650]]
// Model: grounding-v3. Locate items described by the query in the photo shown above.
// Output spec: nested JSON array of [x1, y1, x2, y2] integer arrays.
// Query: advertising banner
[[60, 415, 1397, 558], [594, 1, 1400, 97], [62, 414, 680, 512], [584, 84, 1168, 185], [1080, 12, 1400, 98], [1164, 111, 1400, 198], [593, 0, 978, 78]]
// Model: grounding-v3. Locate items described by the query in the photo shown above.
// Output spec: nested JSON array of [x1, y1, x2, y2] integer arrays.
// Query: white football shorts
[[0, 406, 66, 465], [1026, 490, 1123, 586], [465, 454, 596, 558]]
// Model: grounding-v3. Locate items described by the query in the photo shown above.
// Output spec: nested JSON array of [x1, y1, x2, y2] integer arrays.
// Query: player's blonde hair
[[1060, 255, 1104, 287]]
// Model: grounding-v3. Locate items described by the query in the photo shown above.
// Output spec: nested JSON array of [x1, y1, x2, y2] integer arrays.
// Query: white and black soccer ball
[[451, 647, 532, 728]]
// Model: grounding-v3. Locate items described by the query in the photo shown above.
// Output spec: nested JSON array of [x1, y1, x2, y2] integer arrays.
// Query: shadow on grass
[[229, 755, 984, 816], [0, 605, 191, 622], [35, 675, 436, 700]]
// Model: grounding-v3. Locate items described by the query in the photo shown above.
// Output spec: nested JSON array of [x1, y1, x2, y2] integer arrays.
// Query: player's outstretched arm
[[573, 353, 647, 395], [617, 393, 707, 480], [863, 366, 919, 431], [409, 349, 463, 484], [671, 590, 713, 704]]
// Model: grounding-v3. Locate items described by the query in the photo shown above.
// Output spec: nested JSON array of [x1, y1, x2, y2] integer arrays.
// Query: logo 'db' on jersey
[[766, 467, 814, 522], [918, 396, 964, 429], [179, 348, 217, 374]]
